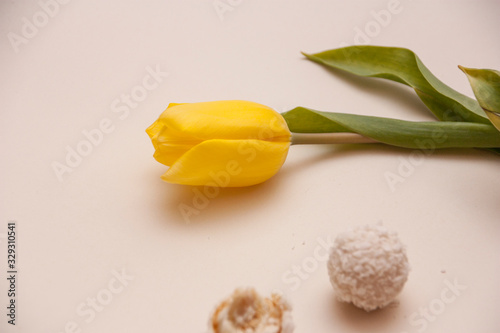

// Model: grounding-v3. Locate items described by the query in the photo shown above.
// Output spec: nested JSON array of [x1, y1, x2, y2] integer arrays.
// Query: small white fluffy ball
[[327, 224, 410, 311]]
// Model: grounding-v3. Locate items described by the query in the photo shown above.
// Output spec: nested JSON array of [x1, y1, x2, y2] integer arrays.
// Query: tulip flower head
[[146, 100, 291, 187]]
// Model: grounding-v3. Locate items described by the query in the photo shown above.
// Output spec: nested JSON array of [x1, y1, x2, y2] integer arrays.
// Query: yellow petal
[[153, 140, 202, 166], [161, 139, 290, 187], [167, 103, 186, 108], [158, 100, 291, 142], [145, 103, 188, 142], [145, 119, 163, 144]]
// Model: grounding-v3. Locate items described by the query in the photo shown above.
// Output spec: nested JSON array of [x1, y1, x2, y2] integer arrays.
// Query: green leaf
[[302, 46, 490, 124], [282, 107, 500, 149], [460, 66, 500, 131]]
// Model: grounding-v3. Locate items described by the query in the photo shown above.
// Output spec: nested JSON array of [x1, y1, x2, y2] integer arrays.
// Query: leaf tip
[[458, 65, 471, 74], [301, 51, 313, 58]]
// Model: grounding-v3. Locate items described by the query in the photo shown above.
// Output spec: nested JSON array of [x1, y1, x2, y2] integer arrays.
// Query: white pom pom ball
[[327, 223, 410, 311]]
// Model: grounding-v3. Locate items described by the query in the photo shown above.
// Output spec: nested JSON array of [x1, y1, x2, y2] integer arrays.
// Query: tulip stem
[[291, 132, 379, 145]]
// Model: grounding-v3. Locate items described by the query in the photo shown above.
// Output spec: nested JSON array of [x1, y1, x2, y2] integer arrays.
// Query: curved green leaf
[[302, 46, 489, 124], [460, 66, 500, 131], [283, 107, 500, 149]]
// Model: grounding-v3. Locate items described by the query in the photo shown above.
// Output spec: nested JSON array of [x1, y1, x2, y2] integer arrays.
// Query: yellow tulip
[[146, 100, 291, 187]]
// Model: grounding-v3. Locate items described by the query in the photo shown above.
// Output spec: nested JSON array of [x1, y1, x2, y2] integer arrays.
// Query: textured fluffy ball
[[327, 224, 410, 311], [208, 288, 294, 333]]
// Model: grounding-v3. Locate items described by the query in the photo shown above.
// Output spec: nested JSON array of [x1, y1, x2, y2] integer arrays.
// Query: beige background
[[1, 0, 499, 332]]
